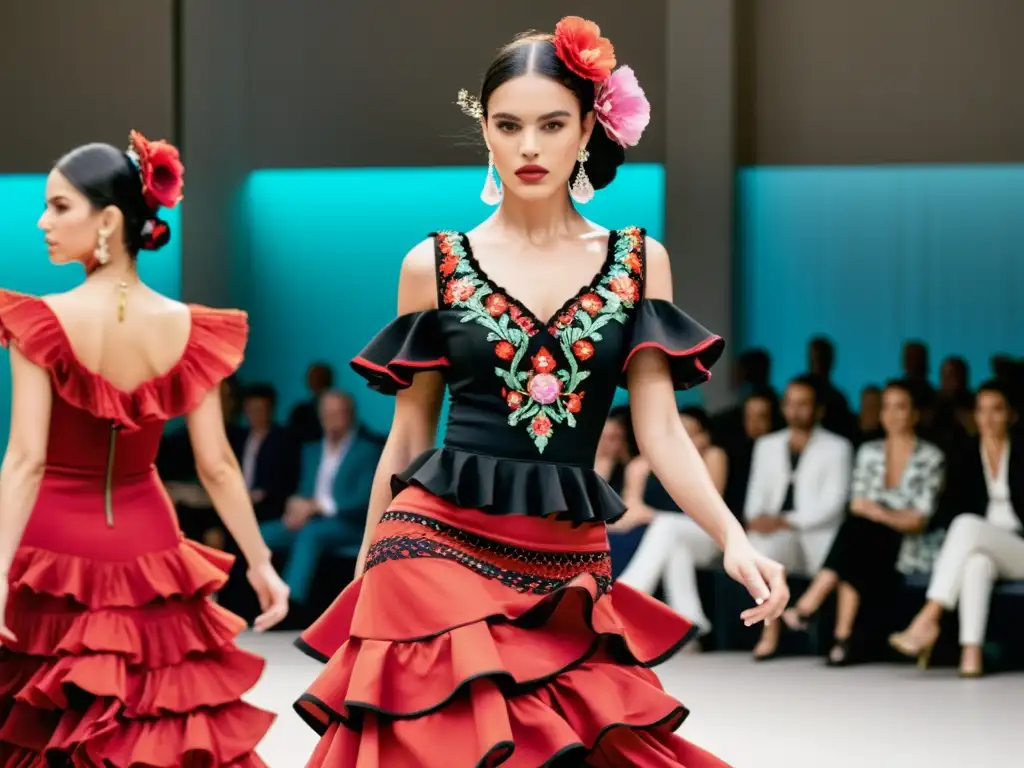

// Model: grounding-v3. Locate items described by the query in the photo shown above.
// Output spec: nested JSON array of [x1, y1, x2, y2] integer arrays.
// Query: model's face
[[38, 170, 104, 265], [483, 73, 594, 203], [881, 387, 917, 435], [975, 390, 1011, 439]]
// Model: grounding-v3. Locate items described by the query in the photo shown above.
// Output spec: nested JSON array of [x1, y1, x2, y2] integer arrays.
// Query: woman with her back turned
[[293, 17, 788, 767], [0, 131, 289, 765]]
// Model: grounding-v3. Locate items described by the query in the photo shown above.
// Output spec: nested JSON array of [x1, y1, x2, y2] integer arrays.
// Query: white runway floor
[[240, 631, 1022, 767]]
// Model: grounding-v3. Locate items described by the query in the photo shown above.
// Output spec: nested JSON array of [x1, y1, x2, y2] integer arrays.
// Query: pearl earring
[[95, 229, 111, 265], [570, 148, 594, 204]]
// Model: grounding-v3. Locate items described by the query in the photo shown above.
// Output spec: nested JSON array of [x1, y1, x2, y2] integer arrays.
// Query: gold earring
[[570, 148, 594, 204], [95, 229, 111, 265]]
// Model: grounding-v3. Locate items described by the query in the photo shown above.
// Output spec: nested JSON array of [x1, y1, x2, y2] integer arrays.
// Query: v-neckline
[[460, 230, 619, 330]]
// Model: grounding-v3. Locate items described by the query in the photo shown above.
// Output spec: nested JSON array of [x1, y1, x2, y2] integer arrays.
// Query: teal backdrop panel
[[738, 166, 1024, 400], [240, 164, 666, 435], [0, 174, 182, 451]]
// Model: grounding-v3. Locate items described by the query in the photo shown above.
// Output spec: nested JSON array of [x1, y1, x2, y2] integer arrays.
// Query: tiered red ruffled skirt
[[294, 487, 731, 767], [1, 508, 273, 766]]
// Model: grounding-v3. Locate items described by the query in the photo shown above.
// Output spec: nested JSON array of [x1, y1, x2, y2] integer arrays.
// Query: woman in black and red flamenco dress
[[293, 17, 789, 768], [0, 132, 290, 766]]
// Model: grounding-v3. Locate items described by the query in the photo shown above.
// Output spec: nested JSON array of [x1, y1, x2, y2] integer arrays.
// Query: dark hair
[[883, 378, 919, 409], [679, 406, 712, 433], [478, 34, 625, 190], [976, 378, 1011, 405], [808, 336, 835, 371], [55, 143, 171, 255], [787, 374, 821, 406], [745, 385, 775, 405], [244, 383, 278, 405]]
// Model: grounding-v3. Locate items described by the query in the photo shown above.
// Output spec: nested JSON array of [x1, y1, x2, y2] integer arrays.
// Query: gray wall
[[737, 0, 1024, 165], [0, 0, 176, 172]]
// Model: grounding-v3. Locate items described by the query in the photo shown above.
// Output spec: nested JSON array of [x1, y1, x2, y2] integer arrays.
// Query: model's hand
[[0, 579, 16, 646], [246, 560, 289, 632], [722, 535, 788, 626]]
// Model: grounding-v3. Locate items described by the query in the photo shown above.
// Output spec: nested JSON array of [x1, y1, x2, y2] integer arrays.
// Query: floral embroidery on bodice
[[435, 228, 644, 453], [348, 226, 724, 523]]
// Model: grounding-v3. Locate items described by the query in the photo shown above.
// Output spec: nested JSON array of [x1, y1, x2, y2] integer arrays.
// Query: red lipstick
[[515, 164, 549, 183]]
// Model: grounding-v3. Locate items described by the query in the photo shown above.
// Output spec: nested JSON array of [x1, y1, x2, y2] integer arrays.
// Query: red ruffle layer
[[296, 556, 729, 767], [0, 289, 247, 432], [1, 540, 273, 767]]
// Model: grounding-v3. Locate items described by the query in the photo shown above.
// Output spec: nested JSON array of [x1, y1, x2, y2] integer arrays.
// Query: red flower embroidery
[[495, 341, 515, 360], [439, 253, 459, 277], [572, 339, 595, 361], [623, 250, 642, 274], [609, 275, 639, 303], [445, 278, 476, 304], [531, 414, 553, 437], [566, 393, 584, 413], [579, 293, 604, 316], [507, 391, 524, 410], [508, 306, 537, 336], [531, 347, 557, 374], [485, 293, 509, 317], [438, 238, 453, 255]]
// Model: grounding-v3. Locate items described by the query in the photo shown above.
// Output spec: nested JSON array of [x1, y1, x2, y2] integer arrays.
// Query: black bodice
[[351, 227, 724, 524]]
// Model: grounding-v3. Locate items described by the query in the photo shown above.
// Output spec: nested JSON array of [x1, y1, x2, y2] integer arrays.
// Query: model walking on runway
[[294, 17, 788, 767], [0, 131, 289, 766]]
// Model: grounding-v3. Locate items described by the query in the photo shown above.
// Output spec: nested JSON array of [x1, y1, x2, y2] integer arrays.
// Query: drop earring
[[570, 148, 595, 204], [481, 151, 502, 205], [95, 229, 111, 265]]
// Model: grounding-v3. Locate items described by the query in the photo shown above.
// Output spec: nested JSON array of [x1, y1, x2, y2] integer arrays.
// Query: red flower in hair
[[128, 130, 184, 210], [553, 16, 616, 83]]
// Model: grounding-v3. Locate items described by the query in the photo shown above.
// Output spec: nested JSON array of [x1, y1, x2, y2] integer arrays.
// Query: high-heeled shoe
[[781, 607, 812, 632], [889, 624, 940, 669]]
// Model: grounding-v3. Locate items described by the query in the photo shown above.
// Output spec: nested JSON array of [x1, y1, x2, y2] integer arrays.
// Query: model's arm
[[626, 238, 787, 624], [0, 347, 51, 578], [187, 388, 289, 630], [354, 239, 445, 577]]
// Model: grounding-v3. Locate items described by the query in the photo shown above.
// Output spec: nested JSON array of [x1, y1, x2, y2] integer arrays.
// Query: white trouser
[[925, 514, 1024, 646], [747, 524, 838, 577], [617, 513, 720, 633]]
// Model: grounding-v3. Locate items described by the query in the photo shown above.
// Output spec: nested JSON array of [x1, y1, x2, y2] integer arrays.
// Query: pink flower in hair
[[594, 66, 651, 148]]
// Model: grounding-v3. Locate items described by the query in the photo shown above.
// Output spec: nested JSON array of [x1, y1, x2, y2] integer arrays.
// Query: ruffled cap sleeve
[[0, 290, 248, 430], [350, 311, 449, 395], [620, 298, 725, 390]]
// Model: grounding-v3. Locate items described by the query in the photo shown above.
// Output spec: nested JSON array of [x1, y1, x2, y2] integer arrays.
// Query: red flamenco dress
[[0, 289, 274, 767], [293, 228, 732, 767]]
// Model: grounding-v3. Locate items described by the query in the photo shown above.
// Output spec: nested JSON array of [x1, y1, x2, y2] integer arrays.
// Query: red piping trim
[[620, 334, 723, 372], [351, 355, 450, 388]]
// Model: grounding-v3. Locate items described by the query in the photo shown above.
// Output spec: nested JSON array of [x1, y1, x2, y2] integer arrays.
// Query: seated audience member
[[595, 408, 632, 494], [778, 380, 944, 665], [710, 349, 780, 447], [890, 381, 1023, 676], [744, 375, 853, 659], [615, 407, 728, 638], [261, 390, 382, 607], [239, 383, 300, 522], [855, 385, 885, 446], [807, 336, 856, 440], [288, 361, 335, 444], [932, 356, 975, 448], [721, 388, 774, 519]]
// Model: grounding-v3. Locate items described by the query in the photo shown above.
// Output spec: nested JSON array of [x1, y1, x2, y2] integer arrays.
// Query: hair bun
[[139, 217, 172, 251]]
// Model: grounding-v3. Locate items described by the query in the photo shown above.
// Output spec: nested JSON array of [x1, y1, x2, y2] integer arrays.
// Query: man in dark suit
[[239, 384, 300, 522], [260, 390, 381, 606]]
